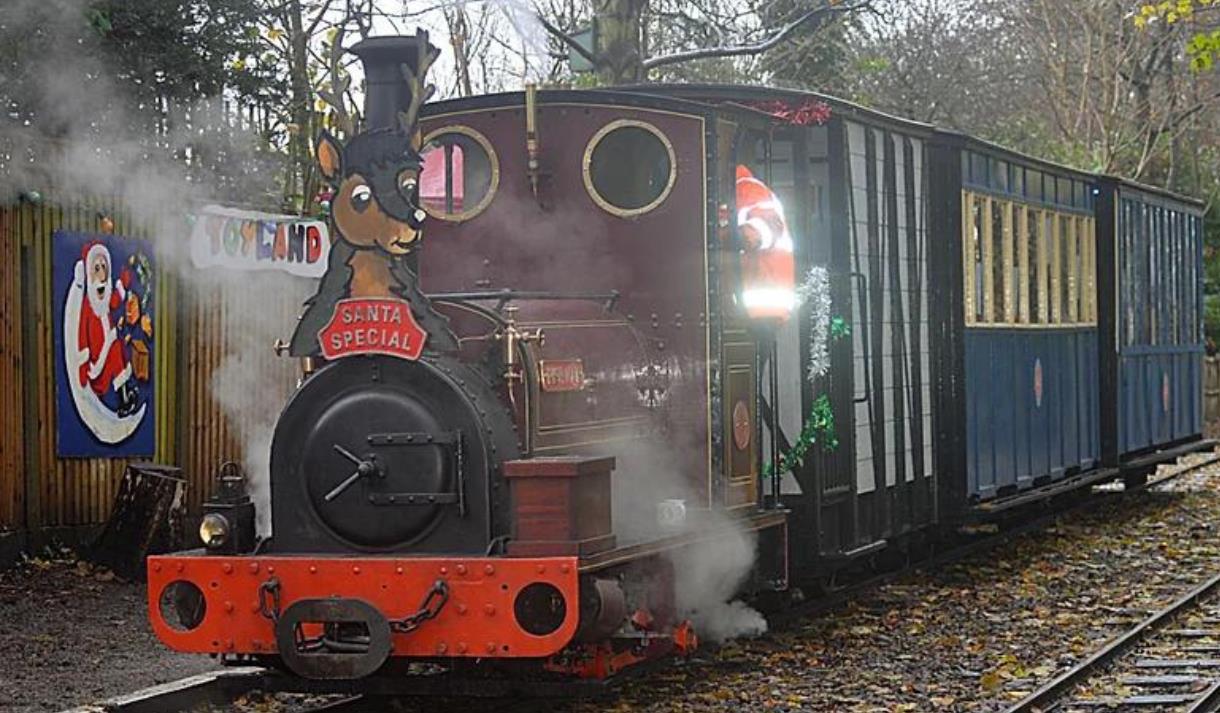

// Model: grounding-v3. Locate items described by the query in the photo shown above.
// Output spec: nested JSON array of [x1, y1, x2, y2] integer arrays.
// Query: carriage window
[[419, 126, 499, 222], [1015, 204, 1027, 323], [963, 192, 1095, 327], [991, 199, 1004, 322], [1028, 209, 1043, 324], [584, 120, 676, 217]]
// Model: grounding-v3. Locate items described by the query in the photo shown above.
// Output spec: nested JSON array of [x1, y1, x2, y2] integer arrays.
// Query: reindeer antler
[[317, 25, 358, 138], [399, 30, 441, 135]]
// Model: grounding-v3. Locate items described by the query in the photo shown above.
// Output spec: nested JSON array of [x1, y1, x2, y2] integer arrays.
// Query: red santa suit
[[736, 165, 796, 321], [78, 242, 132, 397]]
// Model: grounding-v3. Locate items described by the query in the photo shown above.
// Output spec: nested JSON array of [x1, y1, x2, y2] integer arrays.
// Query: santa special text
[[318, 298, 427, 361], [329, 303, 414, 351]]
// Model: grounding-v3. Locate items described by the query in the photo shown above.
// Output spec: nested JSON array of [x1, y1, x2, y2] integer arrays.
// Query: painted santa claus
[[76, 241, 139, 416]]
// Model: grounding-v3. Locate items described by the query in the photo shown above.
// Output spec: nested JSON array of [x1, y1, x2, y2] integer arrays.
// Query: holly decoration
[[830, 316, 850, 340], [763, 306, 852, 482], [763, 394, 837, 480]]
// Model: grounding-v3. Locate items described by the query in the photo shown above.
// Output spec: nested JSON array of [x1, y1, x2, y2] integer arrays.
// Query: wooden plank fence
[[0, 198, 310, 540], [0, 199, 179, 533], [1206, 356, 1220, 439]]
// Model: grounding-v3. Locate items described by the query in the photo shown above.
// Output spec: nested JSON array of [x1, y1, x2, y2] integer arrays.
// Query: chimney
[[350, 33, 438, 132]]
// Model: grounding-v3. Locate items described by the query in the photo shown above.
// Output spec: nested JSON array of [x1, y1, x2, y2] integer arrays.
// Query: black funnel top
[[350, 33, 438, 132]]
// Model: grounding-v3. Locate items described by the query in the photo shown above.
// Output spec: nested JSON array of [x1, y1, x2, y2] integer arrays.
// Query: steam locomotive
[[147, 32, 1210, 684]]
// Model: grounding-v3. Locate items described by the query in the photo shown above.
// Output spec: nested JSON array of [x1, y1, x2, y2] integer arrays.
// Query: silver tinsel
[[796, 265, 832, 383]]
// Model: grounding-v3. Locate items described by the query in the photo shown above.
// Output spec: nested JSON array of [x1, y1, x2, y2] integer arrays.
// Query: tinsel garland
[[746, 99, 833, 126], [797, 266, 833, 382], [763, 394, 837, 480], [762, 284, 853, 481], [796, 267, 851, 383]]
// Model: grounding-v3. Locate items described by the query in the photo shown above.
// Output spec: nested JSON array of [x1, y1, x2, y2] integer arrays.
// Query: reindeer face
[[317, 128, 428, 256], [332, 169, 422, 255]]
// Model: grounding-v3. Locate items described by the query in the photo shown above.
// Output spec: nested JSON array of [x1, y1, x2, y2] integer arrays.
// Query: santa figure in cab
[[76, 241, 139, 416], [735, 165, 796, 321]]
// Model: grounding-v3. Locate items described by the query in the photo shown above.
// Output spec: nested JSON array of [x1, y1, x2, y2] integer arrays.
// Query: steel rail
[[61, 453, 1220, 713], [1005, 570, 1220, 713], [770, 452, 1220, 629]]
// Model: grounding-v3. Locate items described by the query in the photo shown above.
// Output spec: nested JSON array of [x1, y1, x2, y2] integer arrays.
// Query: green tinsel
[[763, 315, 851, 481], [763, 394, 838, 480]]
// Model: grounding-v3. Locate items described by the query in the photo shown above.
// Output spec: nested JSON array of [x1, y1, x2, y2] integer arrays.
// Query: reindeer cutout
[[289, 33, 457, 358]]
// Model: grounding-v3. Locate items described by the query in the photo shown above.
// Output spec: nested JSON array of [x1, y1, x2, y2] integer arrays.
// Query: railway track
[[1006, 571, 1220, 713], [62, 453, 1220, 713], [770, 452, 1220, 629]]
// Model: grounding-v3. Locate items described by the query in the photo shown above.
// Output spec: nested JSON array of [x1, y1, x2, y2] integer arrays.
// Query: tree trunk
[[286, 0, 315, 210], [88, 464, 186, 581], [594, 0, 647, 85], [447, 8, 474, 97]]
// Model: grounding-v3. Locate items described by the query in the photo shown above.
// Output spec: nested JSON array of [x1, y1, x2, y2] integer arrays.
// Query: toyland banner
[[53, 231, 156, 457], [189, 204, 331, 278]]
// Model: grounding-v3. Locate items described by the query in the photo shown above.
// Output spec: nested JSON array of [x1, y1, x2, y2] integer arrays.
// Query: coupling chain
[[390, 579, 449, 634]]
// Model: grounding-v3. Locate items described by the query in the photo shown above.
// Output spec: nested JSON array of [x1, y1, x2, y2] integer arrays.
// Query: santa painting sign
[[53, 231, 156, 457]]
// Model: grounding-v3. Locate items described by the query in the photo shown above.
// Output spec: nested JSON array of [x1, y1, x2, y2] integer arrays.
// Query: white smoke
[[608, 440, 769, 643], [674, 530, 770, 642], [2, 0, 300, 537], [206, 272, 311, 538]]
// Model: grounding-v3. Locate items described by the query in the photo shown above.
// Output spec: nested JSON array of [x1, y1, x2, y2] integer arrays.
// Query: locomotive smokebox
[[350, 33, 438, 132]]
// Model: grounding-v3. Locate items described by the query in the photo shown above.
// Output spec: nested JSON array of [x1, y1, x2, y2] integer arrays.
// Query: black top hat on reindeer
[[289, 30, 457, 359]]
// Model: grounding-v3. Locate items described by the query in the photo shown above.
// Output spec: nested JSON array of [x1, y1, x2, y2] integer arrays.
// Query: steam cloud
[[206, 273, 311, 538], [610, 441, 769, 643], [3, 0, 296, 535], [5, 1, 771, 641]]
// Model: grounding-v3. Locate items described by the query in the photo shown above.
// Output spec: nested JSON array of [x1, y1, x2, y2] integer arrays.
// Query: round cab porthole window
[[583, 120, 676, 217], [419, 126, 499, 222]]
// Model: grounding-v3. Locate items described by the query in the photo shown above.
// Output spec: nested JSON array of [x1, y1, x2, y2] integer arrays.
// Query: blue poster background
[[52, 230, 156, 457]]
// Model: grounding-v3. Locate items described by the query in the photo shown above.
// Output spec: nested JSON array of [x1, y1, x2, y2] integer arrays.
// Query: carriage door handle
[[850, 271, 872, 405]]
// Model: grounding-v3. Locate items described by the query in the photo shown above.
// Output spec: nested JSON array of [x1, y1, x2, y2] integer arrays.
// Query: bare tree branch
[[305, 0, 336, 37], [535, 12, 596, 63], [642, 0, 873, 70]]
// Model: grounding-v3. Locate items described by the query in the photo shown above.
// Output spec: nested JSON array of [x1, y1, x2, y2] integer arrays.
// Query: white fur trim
[[85, 243, 109, 272], [742, 288, 797, 312], [742, 217, 776, 250], [87, 326, 118, 381]]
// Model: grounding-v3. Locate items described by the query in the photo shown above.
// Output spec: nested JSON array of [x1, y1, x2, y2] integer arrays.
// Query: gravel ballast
[[5, 454, 1220, 712]]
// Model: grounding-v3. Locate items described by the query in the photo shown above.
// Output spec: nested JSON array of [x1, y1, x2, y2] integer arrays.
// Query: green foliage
[[1186, 30, 1220, 71], [1205, 293, 1220, 345], [0, 0, 287, 203], [94, 0, 279, 102], [763, 394, 839, 481], [758, 0, 858, 94], [1137, 1, 1220, 71], [84, 8, 112, 35]]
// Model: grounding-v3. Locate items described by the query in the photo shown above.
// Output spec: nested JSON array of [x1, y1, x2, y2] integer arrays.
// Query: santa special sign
[[319, 298, 427, 361], [189, 204, 331, 278]]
